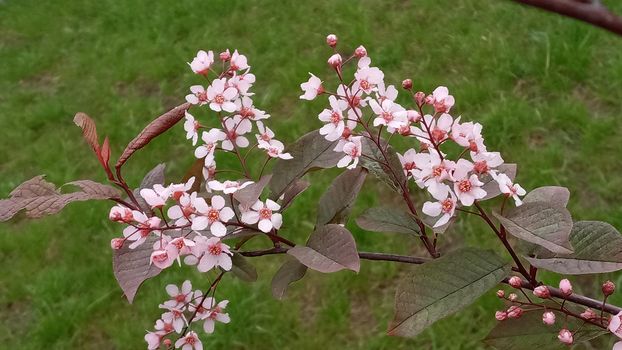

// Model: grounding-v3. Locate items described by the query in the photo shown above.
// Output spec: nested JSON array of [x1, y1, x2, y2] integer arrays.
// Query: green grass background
[[2, 0, 622, 349]]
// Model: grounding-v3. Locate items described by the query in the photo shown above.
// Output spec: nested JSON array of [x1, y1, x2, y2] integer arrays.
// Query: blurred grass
[[1, 0, 622, 349]]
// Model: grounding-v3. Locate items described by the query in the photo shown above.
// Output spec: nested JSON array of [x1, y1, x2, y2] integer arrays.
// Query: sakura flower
[[201, 299, 231, 334], [145, 331, 166, 350], [419, 150, 455, 200], [122, 211, 161, 249], [195, 128, 226, 166], [258, 139, 293, 159], [337, 84, 367, 113], [300, 73, 323, 100], [219, 49, 231, 62], [422, 191, 457, 228], [354, 58, 384, 94], [207, 180, 253, 194], [581, 308, 597, 320], [188, 50, 214, 75], [429, 86, 455, 113], [241, 199, 283, 233], [192, 195, 235, 236], [167, 237, 195, 257], [418, 113, 453, 145], [169, 177, 196, 201], [229, 73, 256, 96], [110, 238, 124, 250], [206, 78, 238, 113], [163, 280, 193, 309], [318, 95, 349, 141], [452, 161, 486, 206], [337, 136, 362, 170], [185, 85, 208, 106], [370, 99, 408, 131], [230, 49, 249, 71], [150, 245, 178, 269], [167, 192, 204, 226], [397, 149, 430, 178], [495, 173, 526, 206], [193, 236, 232, 272], [451, 120, 486, 153], [255, 121, 275, 143], [175, 331, 202, 350], [221, 115, 252, 151], [140, 184, 171, 208], [184, 111, 201, 145], [109, 205, 133, 222], [471, 151, 504, 175], [235, 96, 269, 120], [542, 311, 555, 325], [376, 82, 398, 102], [610, 311, 622, 338]]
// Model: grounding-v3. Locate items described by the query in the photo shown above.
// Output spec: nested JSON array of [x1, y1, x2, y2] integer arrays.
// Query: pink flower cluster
[[300, 34, 526, 228], [145, 281, 230, 350]]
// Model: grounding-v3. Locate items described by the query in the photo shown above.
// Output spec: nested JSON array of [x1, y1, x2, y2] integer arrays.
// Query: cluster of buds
[[144, 281, 230, 349], [299, 36, 526, 228]]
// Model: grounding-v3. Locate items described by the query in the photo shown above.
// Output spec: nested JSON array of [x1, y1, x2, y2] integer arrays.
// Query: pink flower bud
[[533, 286, 550, 299], [507, 305, 523, 319], [495, 311, 508, 321], [220, 49, 231, 62], [603, 280, 616, 296], [508, 276, 522, 288], [580, 308, 597, 320], [354, 45, 367, 57], [496, 290, 505, 298], [163, 339, 172, 347], [415, 91, 426, 105], [110, 238, 124, 250], [402, 79, 413, 90], [327, 53, 342, 68], [559, 279, 572, 296], [542, 311, 556, 325], [558, 328, 573, 345], [508, 293, 518, 301], [326, 34, 338, 48]]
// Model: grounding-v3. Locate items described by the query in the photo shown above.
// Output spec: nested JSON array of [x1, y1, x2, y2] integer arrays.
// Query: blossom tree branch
[[510, 0, 622, 36]]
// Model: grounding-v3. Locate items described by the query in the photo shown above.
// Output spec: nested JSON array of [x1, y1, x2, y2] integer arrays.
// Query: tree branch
[[510, 0, 622, 36]]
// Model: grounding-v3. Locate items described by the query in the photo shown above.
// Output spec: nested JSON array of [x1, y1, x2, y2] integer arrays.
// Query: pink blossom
[[558, 328, 573, 345], [140, 184, 171, 208], [229, 74, 256, 96], [109, 205, 133, 222], [429, 86, 455, 113], [451, 120, 486, 153], [370, 99, 407, 130], [167, 192, 203, 227], [150, 245, 178, 269], [495, 173, 526, 206], [192, 236, 232, 272], [508, 276, 522, 288], [402, 79, 413, 90], [422, 191, 457, 228], [354, 58, 384, 94], [222, 115, 252, 151], [255, 121, 275, 143], [354, 45, 367, 57], [419, 150, 455, 200], [471, 151, 504, 175], [188, 50, 214, 75], [184, 111, 201, 146], [397, 149, 430, 178], [496, 290, 505, 298], [299, 73, 323, 100], [495, 311, 508, 321], [230, 50, 249, 71], [609, 311, 622, 338], [559, 278, 573, 296], [326, 34, 338, 47], [234, 96, 269, 120], [206, 78, 238, 113], [201, 299, 231, 334], [508, 293, 518, 301], [110, 238, 124, 250], [603, 280, 616, 296], [145, 331, 165, 350], [258, 139, 293, 159], [167, 237, 195, 258], [185, 85, 208, 106], [533, 285, 550, 298], [208, 180, 253, 194], [241, 199, 283, 233], [195, 128, 226, 165], [327, 53, 342, 67], [122, 211, 161, 249], [175, 331, 203, 350], [168, 177, 196, 201], [318, 95, 349, 141], [418, 113, 453, 145], [452, 168, 486, 206], [542, 311, 556, 325], [192, 195, 235, 236], [163, 280, 193, 309], [337, 136, 362, 169], [375, 82, 398, 102], [581, 308, 597, 320]]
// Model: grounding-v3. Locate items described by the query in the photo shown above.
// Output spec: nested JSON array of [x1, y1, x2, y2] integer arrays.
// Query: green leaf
[[269, 131, 342, 199], [388, 248, 509, 337], [523, 186, 570, 207], [484, 310, 606, 349], [360, 137, 406, 193], [287, 224, 360, 273], [356, 207, 421, 236], [230, 253, 258, 282], [316, 167, 367, 226], [493, 202, 573, 254], [271, 258, 308, 300], [525, 221, 622, 274]]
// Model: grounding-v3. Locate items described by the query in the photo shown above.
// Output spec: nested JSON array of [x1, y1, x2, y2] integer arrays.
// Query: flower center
[[360, 80, 370, 90], [163, 322, 174, 332], [227, 130, 238, 140], [441, 199, 454, 213], [349, 96, 361, 107], [207, 208, 220, 223], [259, 208, 272, 219], [182, 205, 195, 217], [469, 140, 479, 152], [173, 239, 185, 250], [431, 128, 446, 142], [432, 165, 444, 178], [214, 94, 225, 104], [458, 179, 472, 193], [261, 133, 271, 141], [197, 91, 208, 102], [348, 146, 359, 157], [153, 251, 168, 262], [404, 162, 416, 171], [473, 161, 489, 174], [240, 107, 254, 118], [175, 294, 186, 303], [381, 112, 393, 122], [186, 335, 196, 345], [330, 111, 341, 124], [208, 244, 222, 256]]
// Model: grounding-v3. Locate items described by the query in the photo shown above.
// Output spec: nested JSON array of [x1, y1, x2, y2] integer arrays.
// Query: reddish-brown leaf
[[113, 235, 161, 303], [280, 179, 310, 210], [233, 175, 272, 210], [73, 112, 101, 156], [66, 180, 121, 199], [101, 136, 111, 167], [10, 175, 58, 198], [116, 103, 191, 168], [181, 158, 204, 194]]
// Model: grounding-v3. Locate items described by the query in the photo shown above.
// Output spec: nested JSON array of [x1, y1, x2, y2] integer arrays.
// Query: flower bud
[[603, 280, 616, 296], [354, 45, 367, 57], [542, 311, 556, 325], [415, 91, 426, 106], [402, 79, 413, 90], [163, 339, 172, 347], [533, 286, 550, 299], [580, 308, 597, 320], [495, 311, 508, 321], [558, 328, 573, 345], [110, 238, 124, 250], [326, 34, 338, 48], [508, 293, 518, 301], [496, 290, 505, 298], [327, 53, 342, 68], [220, 50, 231, 62], [559, 279, 572, 296], [507, 305, 523, 319], [508, 276, 522, 289]]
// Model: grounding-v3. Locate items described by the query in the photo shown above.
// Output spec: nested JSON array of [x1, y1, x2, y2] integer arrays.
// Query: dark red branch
[[511, 0, 622, 36]]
